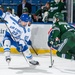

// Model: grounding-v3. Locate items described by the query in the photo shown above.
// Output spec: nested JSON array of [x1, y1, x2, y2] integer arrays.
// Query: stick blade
[[49, 60, 54, 68]]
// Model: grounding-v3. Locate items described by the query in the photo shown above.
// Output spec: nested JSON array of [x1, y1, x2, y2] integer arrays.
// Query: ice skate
[[6, 57, 11, 65], [29, 60, 39, 65]]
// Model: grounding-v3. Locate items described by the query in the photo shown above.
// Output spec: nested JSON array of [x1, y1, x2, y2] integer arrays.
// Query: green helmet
[[22, 7, 28, 13], [6, 6, 12, 12], [53, 12, 64, 22], [0, 5, 4, 9]]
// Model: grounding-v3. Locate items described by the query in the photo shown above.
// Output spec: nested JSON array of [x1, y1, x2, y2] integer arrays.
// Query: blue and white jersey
[[2, 12, 31, 45]]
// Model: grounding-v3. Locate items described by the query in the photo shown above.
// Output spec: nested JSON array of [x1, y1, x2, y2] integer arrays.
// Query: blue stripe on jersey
[[10, 16, 18, 25], [10, 16, 26, 33]]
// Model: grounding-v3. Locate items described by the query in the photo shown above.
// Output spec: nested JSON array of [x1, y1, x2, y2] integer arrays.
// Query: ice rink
[[0, 53, 75, 75]]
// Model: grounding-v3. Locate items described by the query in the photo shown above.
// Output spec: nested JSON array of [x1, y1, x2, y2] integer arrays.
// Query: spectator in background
[[49, 0, 65, 16], [6, 6, 12, 14], [32, 2, 50, 22], [6, 6, 16, 15], [17, 0, 32, 17], [0, 5, 4, 12], [42, 0, 65, 22]]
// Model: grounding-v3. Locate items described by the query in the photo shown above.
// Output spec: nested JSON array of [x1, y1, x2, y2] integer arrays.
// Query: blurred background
[[0, 0, 75, 23]]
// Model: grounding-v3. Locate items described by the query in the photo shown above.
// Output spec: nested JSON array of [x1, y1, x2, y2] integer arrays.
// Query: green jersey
[[48, 21, 75, 50], [50, 1, 65, 12], [48, 21, 75, 46], [48, 1, 65, 18], [51, 22, 75, 40], [35, 7, 48, 16], [34, 7, 48, 22]]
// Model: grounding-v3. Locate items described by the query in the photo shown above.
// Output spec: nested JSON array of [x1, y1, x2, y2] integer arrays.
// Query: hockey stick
[[5, 24, 17, 41], [21, 52, 37, 67], [49, 47, 54, 68], [21, 52, 30, 65], [31, 44, 38, 55]]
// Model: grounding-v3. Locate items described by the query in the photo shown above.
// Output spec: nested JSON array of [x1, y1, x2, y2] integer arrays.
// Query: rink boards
[[0, 22, 57, 55]]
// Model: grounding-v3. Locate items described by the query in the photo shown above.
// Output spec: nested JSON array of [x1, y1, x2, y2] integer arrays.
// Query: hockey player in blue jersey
[[0, 8, 39, 65]]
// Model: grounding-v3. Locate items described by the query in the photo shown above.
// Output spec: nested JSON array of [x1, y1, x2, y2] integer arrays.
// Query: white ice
[[0, 53, 75, 75]]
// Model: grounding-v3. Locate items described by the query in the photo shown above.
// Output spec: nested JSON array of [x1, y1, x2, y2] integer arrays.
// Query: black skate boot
[[29, 60, 39, 65]]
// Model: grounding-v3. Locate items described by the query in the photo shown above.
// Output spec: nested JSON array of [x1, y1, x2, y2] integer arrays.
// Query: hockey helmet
[[20, 14, 32, 22], [53, 12, 64, 22]]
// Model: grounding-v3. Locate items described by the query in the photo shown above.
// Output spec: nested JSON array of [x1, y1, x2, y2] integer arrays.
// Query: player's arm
[[48, 27, 60, 47]]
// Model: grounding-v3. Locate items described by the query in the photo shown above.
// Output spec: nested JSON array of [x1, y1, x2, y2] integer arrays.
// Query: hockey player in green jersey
[[50, 0, 65, 16], [32, 2, 50, 22], [48, 12, 75, 60], [47, 0, 65, 21], [44, 0, 65, 22]]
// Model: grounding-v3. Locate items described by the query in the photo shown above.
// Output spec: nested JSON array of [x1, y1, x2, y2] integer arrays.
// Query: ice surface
[[0, 53, 75, 75]]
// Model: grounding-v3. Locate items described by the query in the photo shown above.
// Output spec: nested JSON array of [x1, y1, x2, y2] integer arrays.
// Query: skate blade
[[29, 63, 40, 68]]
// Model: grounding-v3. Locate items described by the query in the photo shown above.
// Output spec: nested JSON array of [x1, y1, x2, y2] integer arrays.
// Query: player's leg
[[23, 48, 39, 65], [19, 44, 39, 65], [68, 47, 75, 60], [3, 39, 11, 63], [56, 51, 75, 60], [57, 38, 70, 53], [69, 46, 75, 54], [56, 38, 70, 58], [56, 38, 75, 60]]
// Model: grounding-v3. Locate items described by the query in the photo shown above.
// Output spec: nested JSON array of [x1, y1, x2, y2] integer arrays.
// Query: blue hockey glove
[[17, 44, 23, 52], [27, 40, 32, 45], [17, 44, 28, 52]]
